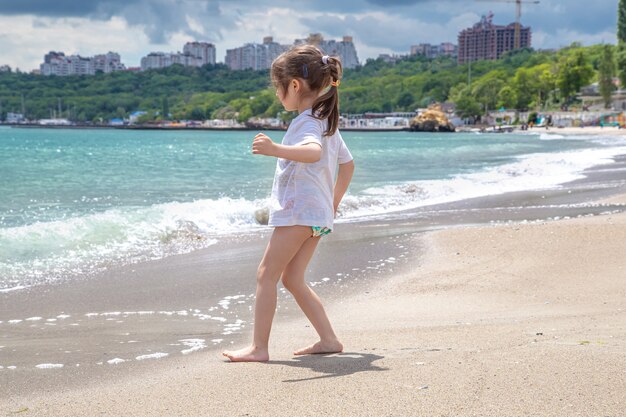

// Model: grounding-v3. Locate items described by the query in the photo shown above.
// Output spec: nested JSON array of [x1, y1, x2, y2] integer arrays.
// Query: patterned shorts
[[311, 226, 332, 237]]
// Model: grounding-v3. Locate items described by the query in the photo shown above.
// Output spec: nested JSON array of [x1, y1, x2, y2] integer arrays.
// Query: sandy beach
[[2, 189, 625, 416]]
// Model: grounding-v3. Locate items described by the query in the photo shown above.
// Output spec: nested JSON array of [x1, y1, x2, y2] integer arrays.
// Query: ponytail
[[313, 55, 342, 136]]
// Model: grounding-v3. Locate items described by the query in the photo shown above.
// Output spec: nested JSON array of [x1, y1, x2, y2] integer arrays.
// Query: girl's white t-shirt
[[268, 109, 353, 229]]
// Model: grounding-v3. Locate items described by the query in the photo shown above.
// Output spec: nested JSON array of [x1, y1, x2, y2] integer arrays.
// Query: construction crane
[[476, 0, 540, 49]]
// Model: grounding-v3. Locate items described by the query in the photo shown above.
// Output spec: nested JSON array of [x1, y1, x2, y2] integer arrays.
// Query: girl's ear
[[292, 79, 301, 93]]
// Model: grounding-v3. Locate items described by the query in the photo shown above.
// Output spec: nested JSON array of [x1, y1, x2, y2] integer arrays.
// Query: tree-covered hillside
[[0, 43, 614, 123]]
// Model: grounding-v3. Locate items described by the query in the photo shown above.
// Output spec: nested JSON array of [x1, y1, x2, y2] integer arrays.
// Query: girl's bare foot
[[294, 339, 343, 356], [222, 345, 269, 362]]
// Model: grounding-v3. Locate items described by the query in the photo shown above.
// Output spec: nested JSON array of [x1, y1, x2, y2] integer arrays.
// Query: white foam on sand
[[539, 133, 566, 140], [179, 339, 206, 355], [135, 352, 168, 361], [36, 363, 64, 369], [0, 285, 30, 293], [218, 294, 246, 310], [107, 358, 126, 365]]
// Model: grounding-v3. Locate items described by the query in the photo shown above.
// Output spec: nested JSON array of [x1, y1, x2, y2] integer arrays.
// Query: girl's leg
[[223, 226, 312, 362], [281, 237, 343, 355]]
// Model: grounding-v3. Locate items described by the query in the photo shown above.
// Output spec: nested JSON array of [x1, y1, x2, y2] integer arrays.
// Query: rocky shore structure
[[410, 104, 455, 132]]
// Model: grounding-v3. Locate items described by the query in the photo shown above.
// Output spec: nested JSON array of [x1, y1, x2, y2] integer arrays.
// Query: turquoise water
[[1, 126, 625, 288]]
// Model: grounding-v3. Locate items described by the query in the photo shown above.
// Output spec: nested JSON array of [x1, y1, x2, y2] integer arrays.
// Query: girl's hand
[[252, 133, 276, 157]]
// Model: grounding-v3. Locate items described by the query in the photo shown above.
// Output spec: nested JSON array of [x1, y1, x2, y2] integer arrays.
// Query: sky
[[0, 0, 620, 71]]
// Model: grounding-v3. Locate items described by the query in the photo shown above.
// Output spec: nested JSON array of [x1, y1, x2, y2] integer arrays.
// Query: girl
[[223, 45, 355, 362]]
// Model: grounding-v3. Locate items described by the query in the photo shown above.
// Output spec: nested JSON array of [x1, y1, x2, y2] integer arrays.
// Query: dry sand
[[3, 202, 625, 416]]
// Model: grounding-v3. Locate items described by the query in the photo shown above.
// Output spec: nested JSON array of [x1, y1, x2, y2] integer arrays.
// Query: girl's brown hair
[[271, 44, 343, 136]]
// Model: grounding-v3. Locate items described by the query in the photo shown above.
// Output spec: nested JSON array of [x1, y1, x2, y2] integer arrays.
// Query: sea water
[[1, 126, 626, 288]]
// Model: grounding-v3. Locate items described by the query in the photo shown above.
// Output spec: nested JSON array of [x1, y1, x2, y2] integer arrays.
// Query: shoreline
[[5, 123, 626, 135], [2, 123, 410, 132]]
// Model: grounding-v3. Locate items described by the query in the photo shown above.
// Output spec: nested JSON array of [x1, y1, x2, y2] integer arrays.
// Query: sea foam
[[339, 146, 626, 221], [0, 197, 267, 287]]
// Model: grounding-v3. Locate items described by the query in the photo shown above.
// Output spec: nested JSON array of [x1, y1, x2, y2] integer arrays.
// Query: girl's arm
[[333, 160, 355, 215], [252, 133, 321, 163]]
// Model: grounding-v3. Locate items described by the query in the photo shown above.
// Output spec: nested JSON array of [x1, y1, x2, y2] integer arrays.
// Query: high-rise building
[[458, 12, 531, 64], [226, 34, 360, 71], [225, 37, 289, 71], [183, 42, 216, 65], [93, 52, 125, 73], [141, 42, 217, 70], [40, 51, 126, 76], [295, 34, 360, 69]]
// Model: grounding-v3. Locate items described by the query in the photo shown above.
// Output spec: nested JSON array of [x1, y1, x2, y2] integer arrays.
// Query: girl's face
[[276, 79, 300, 112]]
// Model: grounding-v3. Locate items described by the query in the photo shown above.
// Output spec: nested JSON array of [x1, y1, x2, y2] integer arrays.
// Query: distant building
[[411, 42, 458, 59], [183, 42, 216, 66], [93, 52, 125, 73], [225, 37, 289, 71], [141, 42, 216, 70], [6, 112, 25, 123], [226, 34, 360, 71], [129, 111, 147, 124], [458, 12, 531, 64], [40, 51, 126, 76], [295, 34, 360, 69], [377, 54, 407, 64]]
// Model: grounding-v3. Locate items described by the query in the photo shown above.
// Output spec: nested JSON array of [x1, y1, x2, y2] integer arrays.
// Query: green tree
[[237, 105, 253, 123], [617, 0, 626, 43], [455, 89, 482, 119], [618, 44, 626, 90], [513, 68, 534, 110], [396, 91, 415, 110], [497, 86, 517, 109], [557, 50, 594, 102], [598, 45, 616, 108], [537, 64, 558, 107], [471, 70, 506, 112], [620, 0, 626, 89], [114, 106, 126, 119], [448, 83, 468, 103], [189, 107, 206, 120], [162, 96, 170, 119]]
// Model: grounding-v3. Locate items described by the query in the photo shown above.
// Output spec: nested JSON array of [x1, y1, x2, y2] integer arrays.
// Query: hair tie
[[330, 79, 340, 88], [322, 55, 329, 65]]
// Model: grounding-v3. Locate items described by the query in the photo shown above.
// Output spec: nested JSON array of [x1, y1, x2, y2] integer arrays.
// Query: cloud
[[0, 0, 620, 70], [0, 0, 235, 44], [533, 29, 618, 50], [300, 11, 480, 52]]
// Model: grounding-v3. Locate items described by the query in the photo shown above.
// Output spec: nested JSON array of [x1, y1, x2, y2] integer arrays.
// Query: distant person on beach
[[223, 45, 355, 362]]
